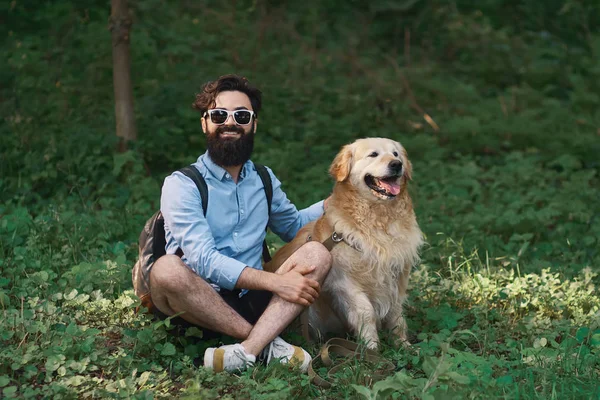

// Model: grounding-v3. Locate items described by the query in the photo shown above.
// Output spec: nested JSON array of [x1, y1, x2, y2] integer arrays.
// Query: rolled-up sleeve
[[161, 173, 247, 290], [267, 168, 324, 242], [300, 200, 325, 222]]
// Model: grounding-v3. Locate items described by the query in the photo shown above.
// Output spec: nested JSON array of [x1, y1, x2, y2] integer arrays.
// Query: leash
[[308, 338, 395, 388], [302, 224, 386, 386]]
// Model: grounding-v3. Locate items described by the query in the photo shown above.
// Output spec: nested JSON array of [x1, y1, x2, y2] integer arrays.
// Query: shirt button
[[240, 209, 244, 214], [234, 232, 238, 237], [225, 173, 230, 179]]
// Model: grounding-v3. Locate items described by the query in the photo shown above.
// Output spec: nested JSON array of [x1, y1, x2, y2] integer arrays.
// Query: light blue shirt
[[160, 153, 324, 291]]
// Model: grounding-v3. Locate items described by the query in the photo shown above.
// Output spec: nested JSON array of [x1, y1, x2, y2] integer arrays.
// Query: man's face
[[202, 90, 257, 167]]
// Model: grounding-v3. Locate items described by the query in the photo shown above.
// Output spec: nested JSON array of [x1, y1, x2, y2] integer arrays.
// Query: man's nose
[[389, 160, 403, 174]]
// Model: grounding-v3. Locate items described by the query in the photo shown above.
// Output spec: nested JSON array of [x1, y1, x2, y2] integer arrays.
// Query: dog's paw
[[366, 340, 379, 351], [388, 329, 411, 349], [393, 336, 411, 348]]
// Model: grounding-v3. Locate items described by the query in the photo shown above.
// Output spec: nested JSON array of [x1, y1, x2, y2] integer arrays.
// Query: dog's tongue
[[379, 179, 400, 195]]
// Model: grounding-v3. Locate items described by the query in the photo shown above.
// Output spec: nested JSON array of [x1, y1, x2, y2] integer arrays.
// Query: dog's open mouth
[[364, 174, 401, 199]]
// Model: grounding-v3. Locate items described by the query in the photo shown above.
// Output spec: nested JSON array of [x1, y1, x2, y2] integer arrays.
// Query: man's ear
[[201, 116, 207, 134], [329, 145, 353, 182], [253, 118, 258, 134]]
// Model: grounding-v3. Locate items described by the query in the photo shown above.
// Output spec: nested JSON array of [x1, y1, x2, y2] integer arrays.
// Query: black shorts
[[149, 289, 273, 340]]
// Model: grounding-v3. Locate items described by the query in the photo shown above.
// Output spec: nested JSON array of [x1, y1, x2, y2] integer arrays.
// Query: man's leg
[[148, 255, 253, 340], [241, 241, 332, 356]]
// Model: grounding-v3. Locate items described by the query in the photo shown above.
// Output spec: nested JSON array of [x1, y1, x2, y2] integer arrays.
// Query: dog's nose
[[389, 160, 403, 174]]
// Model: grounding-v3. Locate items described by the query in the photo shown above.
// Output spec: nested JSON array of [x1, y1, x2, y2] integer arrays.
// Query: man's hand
[[272, 265, 320, 306], [235, 265, 320, 306]]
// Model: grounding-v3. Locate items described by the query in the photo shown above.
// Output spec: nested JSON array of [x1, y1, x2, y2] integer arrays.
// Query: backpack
[[132, 163, 273, 297]]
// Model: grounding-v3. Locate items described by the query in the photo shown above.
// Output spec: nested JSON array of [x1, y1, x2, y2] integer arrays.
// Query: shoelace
[[261, 339, 290, 364], [259, 342, 273, 363], [233, 348, 255, 368]]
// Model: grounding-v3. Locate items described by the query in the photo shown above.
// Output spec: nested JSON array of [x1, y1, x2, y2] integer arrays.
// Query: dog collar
[[307, 231, 361, 252]]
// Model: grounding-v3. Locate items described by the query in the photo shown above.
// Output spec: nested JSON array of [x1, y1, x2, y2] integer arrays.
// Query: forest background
[[1, 0, 600, 398]]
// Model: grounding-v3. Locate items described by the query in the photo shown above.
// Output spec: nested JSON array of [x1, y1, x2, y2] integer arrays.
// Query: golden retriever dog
[[265, 138, 424, 349]]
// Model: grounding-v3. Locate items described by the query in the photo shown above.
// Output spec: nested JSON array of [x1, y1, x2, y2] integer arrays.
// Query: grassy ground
[[1, 0, 600, 398]]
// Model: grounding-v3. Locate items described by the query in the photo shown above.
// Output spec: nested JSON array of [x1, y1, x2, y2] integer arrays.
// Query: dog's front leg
[[328, 273, 380, 349], [384, 266, 411, 347], [383, 300, 409, 347]]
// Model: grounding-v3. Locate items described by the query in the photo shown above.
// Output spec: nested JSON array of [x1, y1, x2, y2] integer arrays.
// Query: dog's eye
[[393, 151, 399, 157], [368, 151, 378, 158]]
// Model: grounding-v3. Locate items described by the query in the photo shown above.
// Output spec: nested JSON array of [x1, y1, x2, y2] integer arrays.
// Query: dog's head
[[329, 138, 412, 200]]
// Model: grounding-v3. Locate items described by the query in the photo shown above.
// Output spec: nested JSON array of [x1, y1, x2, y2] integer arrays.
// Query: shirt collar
[[199, 152, 252, 181]]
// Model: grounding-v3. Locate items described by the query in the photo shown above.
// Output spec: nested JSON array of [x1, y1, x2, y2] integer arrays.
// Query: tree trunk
[[109, 0, 137, 152]]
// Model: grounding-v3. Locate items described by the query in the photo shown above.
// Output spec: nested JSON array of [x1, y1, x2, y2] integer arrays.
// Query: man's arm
[[161, 172, 247, 291], [264, 167, 325, 242], [236, 265, 320, 306]]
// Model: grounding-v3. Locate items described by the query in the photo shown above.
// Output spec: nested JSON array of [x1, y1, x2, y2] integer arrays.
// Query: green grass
[[1, 0, 599, 398]]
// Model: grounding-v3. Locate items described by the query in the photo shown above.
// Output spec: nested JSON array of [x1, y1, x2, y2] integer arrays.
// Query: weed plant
[[1, 0, 599, 398]]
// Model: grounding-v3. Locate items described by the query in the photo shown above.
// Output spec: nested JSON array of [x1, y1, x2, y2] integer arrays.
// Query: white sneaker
[[260, 337, 311, 372], [203, 343, 256, 372]]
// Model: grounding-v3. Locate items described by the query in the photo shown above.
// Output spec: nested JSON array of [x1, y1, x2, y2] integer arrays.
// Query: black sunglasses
[[204, 109, 255, 125]]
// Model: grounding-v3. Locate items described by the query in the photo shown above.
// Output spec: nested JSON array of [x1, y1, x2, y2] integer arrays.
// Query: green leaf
[[112, 151, 136, 176], [137, 371, 151, 388], [45, 355, 64, 372], [65, 323, 79, 336], [533, 337, 547, 348], [371, 372, 417, 395], [576, 327, 590, 343], [446, 371, 470, 385], [497, 375, 513, 385], [351, 384, 373, 399], [1, 331, 15, 340], [0, 376, 10, 387], [160, 343, 176, 356], [422, 357, 450, 378], [64, 289, 78, 300], [23, 365, 38, 380], [184, 327, 203, 338], [65, 375, 86, 387], [137, 328, 153, 343]]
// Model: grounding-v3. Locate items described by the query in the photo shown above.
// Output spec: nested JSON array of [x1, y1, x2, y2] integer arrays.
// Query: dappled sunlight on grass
[[412, 239, 600, 329], [2, 0, 600, 398]]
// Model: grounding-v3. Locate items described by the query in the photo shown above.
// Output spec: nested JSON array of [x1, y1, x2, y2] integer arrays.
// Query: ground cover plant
[[2, 0, 599, 398]]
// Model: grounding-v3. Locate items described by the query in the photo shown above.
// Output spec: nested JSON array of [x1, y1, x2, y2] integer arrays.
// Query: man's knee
[[149, 255, 191, 293], [299, 241, 332, 276]]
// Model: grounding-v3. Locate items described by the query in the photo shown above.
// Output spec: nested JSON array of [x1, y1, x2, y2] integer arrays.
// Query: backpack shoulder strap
[[254, 163, 273, 263], [179, 165, 209, 217], [254, 163, 272, 217]]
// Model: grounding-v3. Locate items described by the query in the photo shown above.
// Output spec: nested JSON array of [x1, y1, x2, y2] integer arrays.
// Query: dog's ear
[[402, 148, 413, 181], [329, 145, 353, 182]]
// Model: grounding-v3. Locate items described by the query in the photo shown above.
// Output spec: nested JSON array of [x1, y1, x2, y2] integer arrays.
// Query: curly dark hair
[[192, 74, 262, 117]]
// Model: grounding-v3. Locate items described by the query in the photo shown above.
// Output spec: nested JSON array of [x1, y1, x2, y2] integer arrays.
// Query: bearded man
[[142, 75, 331, 373]]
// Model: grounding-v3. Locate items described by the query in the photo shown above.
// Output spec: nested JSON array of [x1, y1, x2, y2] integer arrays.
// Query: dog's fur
[[265, 138, 424, 349]]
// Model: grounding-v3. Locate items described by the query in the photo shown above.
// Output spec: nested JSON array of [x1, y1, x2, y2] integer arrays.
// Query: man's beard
[[206, 124, 255, 167]]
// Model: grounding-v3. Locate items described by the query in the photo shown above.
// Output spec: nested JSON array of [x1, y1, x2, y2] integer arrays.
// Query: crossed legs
[[148, 241, 332, 356]]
